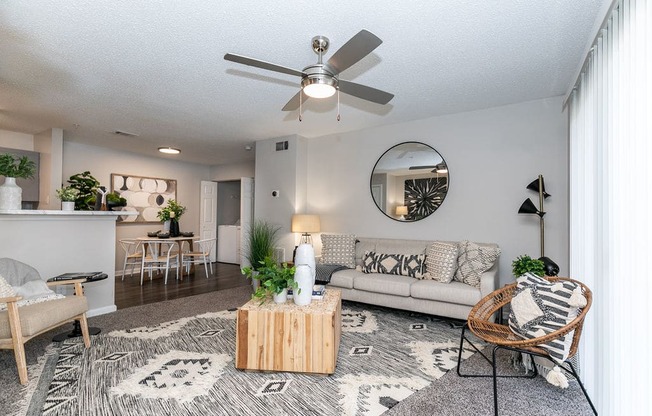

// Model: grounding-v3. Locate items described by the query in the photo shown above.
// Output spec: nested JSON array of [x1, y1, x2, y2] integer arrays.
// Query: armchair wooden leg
[[78, 313, 91, 348], [7, 302, 29, 385]]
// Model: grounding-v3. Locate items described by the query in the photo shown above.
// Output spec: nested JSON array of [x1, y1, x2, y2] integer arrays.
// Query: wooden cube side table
[[235, 289, 341, 374]]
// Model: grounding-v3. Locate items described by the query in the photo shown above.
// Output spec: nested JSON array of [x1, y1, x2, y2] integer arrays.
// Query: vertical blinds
[[568, 0, 650, 414]]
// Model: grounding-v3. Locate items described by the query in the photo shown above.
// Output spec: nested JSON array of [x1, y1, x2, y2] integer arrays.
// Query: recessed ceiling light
[[158, 147, 180, 155]]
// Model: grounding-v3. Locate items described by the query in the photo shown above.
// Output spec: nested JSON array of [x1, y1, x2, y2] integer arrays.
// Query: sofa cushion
[[361, 251, 425, 278], [320, 234, 356, 268], [353, 273, 413, 297], [454, 240, 501, 288], [328, 268, 358, 289], [422, 241, 459, 282], [0, 296, 88, 339], [410, 279, 482, 306]]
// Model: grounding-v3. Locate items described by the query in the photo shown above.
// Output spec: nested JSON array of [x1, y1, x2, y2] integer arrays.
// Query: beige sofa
[[326, 237, 499, 321]]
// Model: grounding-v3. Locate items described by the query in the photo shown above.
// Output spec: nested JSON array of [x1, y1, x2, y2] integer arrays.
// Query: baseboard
[[88, 305, 117, 317]]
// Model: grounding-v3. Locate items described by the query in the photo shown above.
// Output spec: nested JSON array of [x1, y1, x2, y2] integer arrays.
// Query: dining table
[[137, 235, 199, 278]]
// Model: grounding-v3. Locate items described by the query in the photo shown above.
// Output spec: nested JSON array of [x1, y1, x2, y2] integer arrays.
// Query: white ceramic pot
[[163, 220, 171, 232], [61, 201, 75, 211], [0, 177, 22, 210], [295, 244, 316, 285], [273, 288, 288, 304], [293, 264, 313, 306]]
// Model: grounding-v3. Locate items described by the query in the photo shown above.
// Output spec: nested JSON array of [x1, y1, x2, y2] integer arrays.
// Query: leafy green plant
[[245, 220, 281, 271], [512, 255, 545, 278], [157, 199, 186, 221], [106, 192, 127, 206], [242, 256, 297, 302], [67, 171, 100, 211], [0, 154, 36, 179], [55, 186, 80, 202]]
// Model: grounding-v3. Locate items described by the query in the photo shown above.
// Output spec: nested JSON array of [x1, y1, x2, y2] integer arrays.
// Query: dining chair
[[140, 241, 180, 285], [118, 239, 142, 280], [181, 238, 216, 278]]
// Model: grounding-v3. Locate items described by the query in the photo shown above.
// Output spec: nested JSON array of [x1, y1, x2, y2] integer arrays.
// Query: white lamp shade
[[395, 206, 408, 216], [291, 214, 321, 233]]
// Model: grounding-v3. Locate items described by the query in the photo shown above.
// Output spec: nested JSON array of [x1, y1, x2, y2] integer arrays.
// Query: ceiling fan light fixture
[[302, 76, 337, 98]]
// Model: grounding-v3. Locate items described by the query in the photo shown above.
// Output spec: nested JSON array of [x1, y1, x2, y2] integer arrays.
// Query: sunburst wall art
[[404, 178, 447, 221]]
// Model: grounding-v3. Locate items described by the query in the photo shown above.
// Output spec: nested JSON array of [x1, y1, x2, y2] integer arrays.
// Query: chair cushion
[[422, 241, 459, 282], [508, 273, 586, 364], [320, 234, 356, 268], [454, 241, 501, 288], [361, 251, 425, 278], [0, 296, 88, 339]]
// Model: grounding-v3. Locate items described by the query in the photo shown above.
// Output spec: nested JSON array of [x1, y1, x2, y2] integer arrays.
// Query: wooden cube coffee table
[[235, 289, 341, 374]]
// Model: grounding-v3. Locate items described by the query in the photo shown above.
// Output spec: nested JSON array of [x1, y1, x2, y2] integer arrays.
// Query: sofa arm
[[480, 262, 499, 298]]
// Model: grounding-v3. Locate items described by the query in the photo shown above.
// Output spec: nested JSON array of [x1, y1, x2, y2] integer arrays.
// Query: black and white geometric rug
[[26, 303, 481, 416]]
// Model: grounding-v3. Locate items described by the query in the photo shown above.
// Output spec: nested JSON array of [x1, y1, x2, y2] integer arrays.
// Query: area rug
[[25, 303, 481, 416]]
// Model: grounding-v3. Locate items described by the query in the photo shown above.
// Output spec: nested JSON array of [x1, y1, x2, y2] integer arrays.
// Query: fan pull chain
[[299, 89, 303, 122], [337, 87, 341, 121]]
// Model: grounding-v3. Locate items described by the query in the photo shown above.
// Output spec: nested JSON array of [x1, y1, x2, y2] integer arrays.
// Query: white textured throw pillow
[[0, 275, 16, 298], [320, 234, 357, 268], [422, 242, 458, 282], [454, 241, 501, 288]]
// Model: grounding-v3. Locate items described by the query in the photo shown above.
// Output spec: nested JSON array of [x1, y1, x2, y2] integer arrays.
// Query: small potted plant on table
[[242, 256, 297, 304], [511, 254, 546, 279], [56, 186, 80, 211]]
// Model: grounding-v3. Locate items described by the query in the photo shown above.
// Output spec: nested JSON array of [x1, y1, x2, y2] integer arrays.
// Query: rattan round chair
[[456, 277, 597, 415]]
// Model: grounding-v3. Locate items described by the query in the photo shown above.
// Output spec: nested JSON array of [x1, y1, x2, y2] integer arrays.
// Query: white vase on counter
[[0, 177, 22, 210], [61, 201, 75, 211], [273, 288, 288, 304]]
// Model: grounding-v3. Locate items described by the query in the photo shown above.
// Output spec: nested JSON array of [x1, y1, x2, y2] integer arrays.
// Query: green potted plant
[[242, 256, 297, 303], [106, 192, 127, 211], [157, 199, 186, 221], [67, 171, 100, 211], [0, 153, 37, 210], [512, 254, 546, 278], [243, 220, 281, 291], [56, 186, 80, 211]]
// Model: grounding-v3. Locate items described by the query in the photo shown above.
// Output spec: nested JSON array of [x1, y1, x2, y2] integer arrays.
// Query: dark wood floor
[[115, 262, 251, 309]]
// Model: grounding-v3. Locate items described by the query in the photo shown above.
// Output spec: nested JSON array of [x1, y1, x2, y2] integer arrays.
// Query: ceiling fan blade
[[224, 53, 304, 78], [338, 80, 394, 105], [281, 91, 310, 111], [409, 165, 437, 170], [326, 30, 382, 75]]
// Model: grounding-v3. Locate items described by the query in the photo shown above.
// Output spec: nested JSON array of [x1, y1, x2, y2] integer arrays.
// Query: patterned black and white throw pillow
[[508, 273, 587, 364], [362, 251, 425, 278], [422, 241, 458, 282], [454, 240, 500, 288], [320, 234, 357, 268]]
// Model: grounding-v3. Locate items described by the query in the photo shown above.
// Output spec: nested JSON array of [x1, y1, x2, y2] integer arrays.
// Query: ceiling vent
[[113, 130, 138, 137]]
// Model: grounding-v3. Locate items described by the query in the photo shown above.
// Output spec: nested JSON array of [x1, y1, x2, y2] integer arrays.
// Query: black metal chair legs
[[456, 324, 598, 416]]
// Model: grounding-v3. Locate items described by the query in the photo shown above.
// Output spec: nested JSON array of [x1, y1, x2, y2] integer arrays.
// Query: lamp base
[[299, 233, 312, 245]]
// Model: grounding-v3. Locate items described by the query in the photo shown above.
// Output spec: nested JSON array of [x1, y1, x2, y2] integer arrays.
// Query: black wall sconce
[[518, 174, 559, 276]]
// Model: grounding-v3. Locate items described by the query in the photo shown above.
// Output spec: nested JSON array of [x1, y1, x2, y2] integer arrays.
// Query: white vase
[[295, 243, 316, 285], [293, 264, 313, 306], [0, 177, 22, 210], [273, 288, 288, 304], [61, 201, 75, 211], [163, 220, 171, 232]]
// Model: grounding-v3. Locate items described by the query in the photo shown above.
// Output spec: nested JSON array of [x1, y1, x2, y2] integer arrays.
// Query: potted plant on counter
[[0, 153, 36, 210], [67, 171, 99, 211], [242, 256, 297, 304], [56, 186, 80, 211]]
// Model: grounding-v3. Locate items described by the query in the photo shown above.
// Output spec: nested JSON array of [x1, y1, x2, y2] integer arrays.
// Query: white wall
[[209, 160, 255, 181], [257, 97, 568, 286], [63, 141, 211, 272], [0, 129, 33, 150]]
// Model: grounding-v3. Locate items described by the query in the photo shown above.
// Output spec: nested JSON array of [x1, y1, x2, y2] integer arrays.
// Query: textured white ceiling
[[0, 1, 604, 165]]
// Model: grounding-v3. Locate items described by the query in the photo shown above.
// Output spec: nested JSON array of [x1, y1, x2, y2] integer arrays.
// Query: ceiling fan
[[224, 30, 394, 112]]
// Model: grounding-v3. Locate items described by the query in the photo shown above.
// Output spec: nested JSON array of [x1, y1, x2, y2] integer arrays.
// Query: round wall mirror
[[370, 141, 449, 222]]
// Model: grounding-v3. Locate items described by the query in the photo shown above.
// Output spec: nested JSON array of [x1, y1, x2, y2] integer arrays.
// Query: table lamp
[[395, 205, 408, 220], [291, 214, 321, 245]]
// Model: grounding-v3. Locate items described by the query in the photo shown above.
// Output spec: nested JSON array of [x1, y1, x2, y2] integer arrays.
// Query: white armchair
[[0, 258, 90, 385]]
